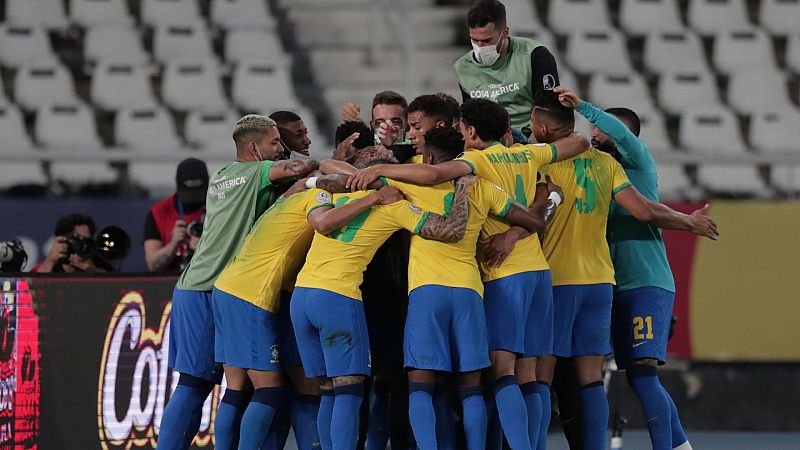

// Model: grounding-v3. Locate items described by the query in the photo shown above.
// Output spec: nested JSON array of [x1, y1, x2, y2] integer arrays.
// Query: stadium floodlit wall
[[0, 201, 798, 446]]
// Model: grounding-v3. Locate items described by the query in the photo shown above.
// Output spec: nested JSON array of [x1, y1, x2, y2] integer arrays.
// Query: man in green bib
[[454, 0, 560, 130]]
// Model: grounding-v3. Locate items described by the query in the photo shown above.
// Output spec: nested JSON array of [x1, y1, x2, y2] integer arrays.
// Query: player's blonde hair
[[232, 114, 276, 149]]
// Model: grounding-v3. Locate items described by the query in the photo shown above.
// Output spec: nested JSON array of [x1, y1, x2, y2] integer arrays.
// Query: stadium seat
[[688, 0, 751, 35], [758, 0, 800, 36], [14, 62, 77, 111], [210, 0, 276, 30], [587, 73, 656, 115], [232, 62, 298, 113], [35, 102, 102, 150], [0, 25, 56, 68], [679, 106, 747, 154], [70, 0, 134, 28], [84, 26, 150, 65], [713, 28, 777, 74], [657, 70, 721, 115], [558, 68, 580, 96], [185, 109, 240, 149], [548, 0, 611, 35], [656, 164, 693, 200], [115, 105, 182, 152], [0, 162, 48, 189], [515, 29, 556, 55], [638, 111, 673, 152], [727, 69, 792, 115], [643, 29, 709, 73], [92, 62, 156, 111], [0, 104, 34, 150], [749, 108, 800, 153], [697, 165, 767, 196], [5, 0, 69, 30], [153, 23, 215, 63], [787, 33, 800, 74], [224, 29, 288, 66], [140, 0, 202, 29], [566, 30, 632, 74], [770, 165, 800, 193], [161, 62, 228, 111], [619, 0, 683, 35], [503, 0, 543, 35]]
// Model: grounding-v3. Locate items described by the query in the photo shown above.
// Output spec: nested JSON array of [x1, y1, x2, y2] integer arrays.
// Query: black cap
[[175, 158, 209, 203]]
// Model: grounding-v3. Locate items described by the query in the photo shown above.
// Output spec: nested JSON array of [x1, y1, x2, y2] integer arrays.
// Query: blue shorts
[[611, 287, 674, 369], [212, 288, 281, 372], [404, 285, 490, 373], [277, 291, 302, 367], [168, 287, 222, 383], [552, 284, 613, 357], [483, 270, 554, 357], [290, 287, 371, 378]]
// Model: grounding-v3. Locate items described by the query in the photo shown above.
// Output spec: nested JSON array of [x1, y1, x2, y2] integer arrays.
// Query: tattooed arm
[[417, 175, 475, 243], [268, 157, 320, 183], [316, 174, 383, 193]]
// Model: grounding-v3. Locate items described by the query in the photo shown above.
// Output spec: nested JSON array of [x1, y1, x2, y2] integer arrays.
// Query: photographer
[[143, 158, 208, 273], [32, 214, 110, 273]]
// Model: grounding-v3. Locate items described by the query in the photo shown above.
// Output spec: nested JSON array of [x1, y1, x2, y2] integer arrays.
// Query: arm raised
[[613, 186, 719, 240]]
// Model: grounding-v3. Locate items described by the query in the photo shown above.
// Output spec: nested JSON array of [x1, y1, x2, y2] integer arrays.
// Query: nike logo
[[632, 341, 647, 348]]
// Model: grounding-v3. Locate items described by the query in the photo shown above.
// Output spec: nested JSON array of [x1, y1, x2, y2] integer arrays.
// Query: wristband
[[305, 177, 318, 189], [548, 191, 562, 207]]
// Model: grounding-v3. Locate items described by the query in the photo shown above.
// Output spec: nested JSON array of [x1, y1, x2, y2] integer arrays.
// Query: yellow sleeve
[[304, 189, 335, 216], [454, 150, 484, 176], [481, 181, 514, 218], [525, 143, 558, 166], [386, 200, 430, 235], [610, 160, 633, 196]]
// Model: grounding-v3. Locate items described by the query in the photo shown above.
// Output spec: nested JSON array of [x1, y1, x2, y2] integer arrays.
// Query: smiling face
[[279, 119, 311, 155], [407, 111, 442, 152]]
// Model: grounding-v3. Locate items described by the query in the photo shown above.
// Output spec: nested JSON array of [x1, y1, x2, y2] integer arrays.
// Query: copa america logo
[[97, 292, 219, 449]]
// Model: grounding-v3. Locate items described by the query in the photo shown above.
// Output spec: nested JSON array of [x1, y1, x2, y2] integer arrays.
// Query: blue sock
[[580, 381, 608, 450], [407, 382, 436, 450], [366, 381, 390, 450], [627, 365, 672, 450], [318, 389, 335, 450], [484, 395, 502, 450], [459, 386, 487, 450], [660, 384, 689, 448], [434, 386, 456, 450], [261, 388, 291, 450], [214, 389, 249, 450], [157, 374, 213, 450], [494, 375, 532, 450], [239, 387, 287, 450], [291, 394, 322, 450], [331, 383, 365, 450], [535, 382, 551, 450], [520, 382, 542, 449]]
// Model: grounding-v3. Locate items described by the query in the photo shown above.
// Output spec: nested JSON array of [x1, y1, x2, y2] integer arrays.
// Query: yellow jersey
[[406, 154, 424, 164], [455, 142, 557, 281], [538, 148, 632, 286], [214, 189, 334, 312], [295, 191, 430, 300], [383, 178, 514, 296]]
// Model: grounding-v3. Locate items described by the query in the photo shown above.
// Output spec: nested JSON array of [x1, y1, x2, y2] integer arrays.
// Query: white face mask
[[472, 34, 505, 67]]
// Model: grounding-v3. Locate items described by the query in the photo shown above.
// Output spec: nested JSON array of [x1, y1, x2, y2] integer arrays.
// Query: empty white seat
[[770, 165, 800, 193], [548, 0, 611, 35], [566, 30, 632, 74], [140, 0, 202, 29], [92, 62, 156, 111], [5, 0, 68, 30], [620, 0, 682, 35], [0, 105, 33, 151], [639, 111, 672, 152], [0, 24, 55, 68], [71, 0, 133, 28], [210, 0, 276, 29], [35, 102, 102, 150], [557, 68, 580, 95], [786, 33, 800, 74], [727, 69, 792, 114], [750, 108, 800, 153], [644, 29, 708, 73], [115, 106, 182, 152], [14, 62, 77, 111], [658, 70, 720, 115], [0, 162, 48, 188], [503, 0, 543, 35], [129, 160, 196, 194], [587, 73, 656, 114], [656, 164, 693, 200], [759, 0, 800, 35], [84, 26, 149, 65], [679, 106, 746, 154], [713, 28, 776, 74], [688, 0, 750, 35], [153, 23, 215, 63], [225, 29, 288, 66], [162, 62, 227, 111], [232, 62, 297, 112], [185, 109, 240, 149], [698, 165, 766, 195]]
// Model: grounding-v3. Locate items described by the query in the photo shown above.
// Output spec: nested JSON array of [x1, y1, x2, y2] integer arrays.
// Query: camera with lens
[[186, 221, 203, 238], [63, 233, 95, 260], [60, 226, 132, 267], [0, 239, 28, 272]]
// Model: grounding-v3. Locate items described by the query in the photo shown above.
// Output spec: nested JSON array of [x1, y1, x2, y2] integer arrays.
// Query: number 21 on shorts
[[633, 316, 654, 340]]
